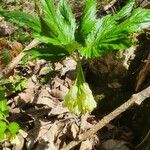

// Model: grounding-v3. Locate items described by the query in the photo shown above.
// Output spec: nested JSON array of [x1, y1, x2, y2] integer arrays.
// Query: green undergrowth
[[0, 76, 27, 143]]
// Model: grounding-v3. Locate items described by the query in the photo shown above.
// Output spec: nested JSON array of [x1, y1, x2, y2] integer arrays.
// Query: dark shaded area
[[85, 32, 150, 147]]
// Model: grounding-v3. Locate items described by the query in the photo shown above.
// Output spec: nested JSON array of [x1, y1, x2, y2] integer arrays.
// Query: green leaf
[[39, 17, 58, 38], [23, 45, 69, 62], [40, 0, 60, 37], [0, 87, 5, 100], [118, 8, 150, 32], [57, 0, 76, 43], [0, 87, 9, 116], [40, 0, 63, 39], [32, 33, 62, 45], [8, 122, 20, 138], [0, 10, 41, 32], [0, 76, 27, 94], [77, 0, 96, 43], [0, 113, 4, 120], [0, 121, 7, 140], [41, 0, 58, 26], [14, 78, 27, 92], [0, 5, 3, 11], [0, 100, 9, 115], [78, 15, 122, 57], [114, 0, 135, 20], [79, 7, 150, 58], [0, 49, 12, 66], [41, 0, 76, 46]]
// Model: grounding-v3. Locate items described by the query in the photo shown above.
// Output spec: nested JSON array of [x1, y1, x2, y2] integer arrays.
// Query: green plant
[[0, 87, 20, 142], [0, 49, 12, 66], [0, 0, 150, 115], [0, 75, 27, 95]]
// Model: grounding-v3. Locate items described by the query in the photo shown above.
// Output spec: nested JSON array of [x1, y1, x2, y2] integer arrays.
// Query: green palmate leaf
[[114, 0, 135, 20], [41, 0, 58, 26], [56, 0, 76, 48], [8, 122, 20, 138], [79, 7, 150, 58], [118, 8, 150, 32], [40, 0, 76, 49], [23, 45, 69, 62], [40, 0, 60, 37], [39, 17, 58, 39], [77, 0, 96, 43], [0, 80, 11, 87], [79, 15, 123, 57], [58, 0, 76, 41], [0, 10, 41, 32], [32, 33, 62, 45], [0, 121, 7, 140]]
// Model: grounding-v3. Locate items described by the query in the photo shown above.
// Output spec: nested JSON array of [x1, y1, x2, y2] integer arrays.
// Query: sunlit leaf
[[77, 0, 96, 43], [0, 10, 40, 32], [79, 7, 150, 58], [23, 45, 69, 62], [0, 87, 9, 116], [114, 0, 135, 20], [0, 121, 7, 140], [8, 122, 20, 138]]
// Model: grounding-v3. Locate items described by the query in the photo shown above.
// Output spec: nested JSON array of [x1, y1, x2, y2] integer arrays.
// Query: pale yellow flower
[[64, 62, 96, 115]]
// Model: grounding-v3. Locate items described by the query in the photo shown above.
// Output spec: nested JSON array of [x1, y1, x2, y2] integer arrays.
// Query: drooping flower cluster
[[64, 62, 96, 115]]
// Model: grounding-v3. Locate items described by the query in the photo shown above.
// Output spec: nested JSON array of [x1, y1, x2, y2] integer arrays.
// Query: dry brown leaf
[[13, 134, 24, 150], [102, 139, 130, 150], [80, 135, 99, 150], [61, 57, 77, 76], [51, 89, 67, 99], [50, 76, 69, 99], [80, 139, 93, 150], [34, 59, 47, 74], [48, 103, 68, 116], [54, 62, 64, 71], [70, 122, 79, 139], [107, 80, 122, 89], [37, 123, 58, 150], [51, 77, 68, 92], [80, 114, 96, 132], [0, 17, 16, 35], [9, 41, 24, 53], [18, 88, 34, 104], [36, 86, 58, 108], [16, 76, 41, 104], [135, 52, 150, 91]]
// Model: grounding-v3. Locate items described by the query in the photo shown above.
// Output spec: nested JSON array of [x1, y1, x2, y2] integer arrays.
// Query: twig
[[135, 52, 150, 91], [135, 129, 150, 149], [0, 39, 40, 78], [103, 0, 118, 11], [62, 85, 150, 150]]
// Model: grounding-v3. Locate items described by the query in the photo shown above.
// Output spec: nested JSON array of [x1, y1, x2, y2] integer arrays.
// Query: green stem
[[71, 52, 85, 86], [76, 60, 85, 86]]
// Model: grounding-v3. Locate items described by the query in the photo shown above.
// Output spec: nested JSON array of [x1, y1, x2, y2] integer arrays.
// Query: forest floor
[[0, 0, 150, 150]]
